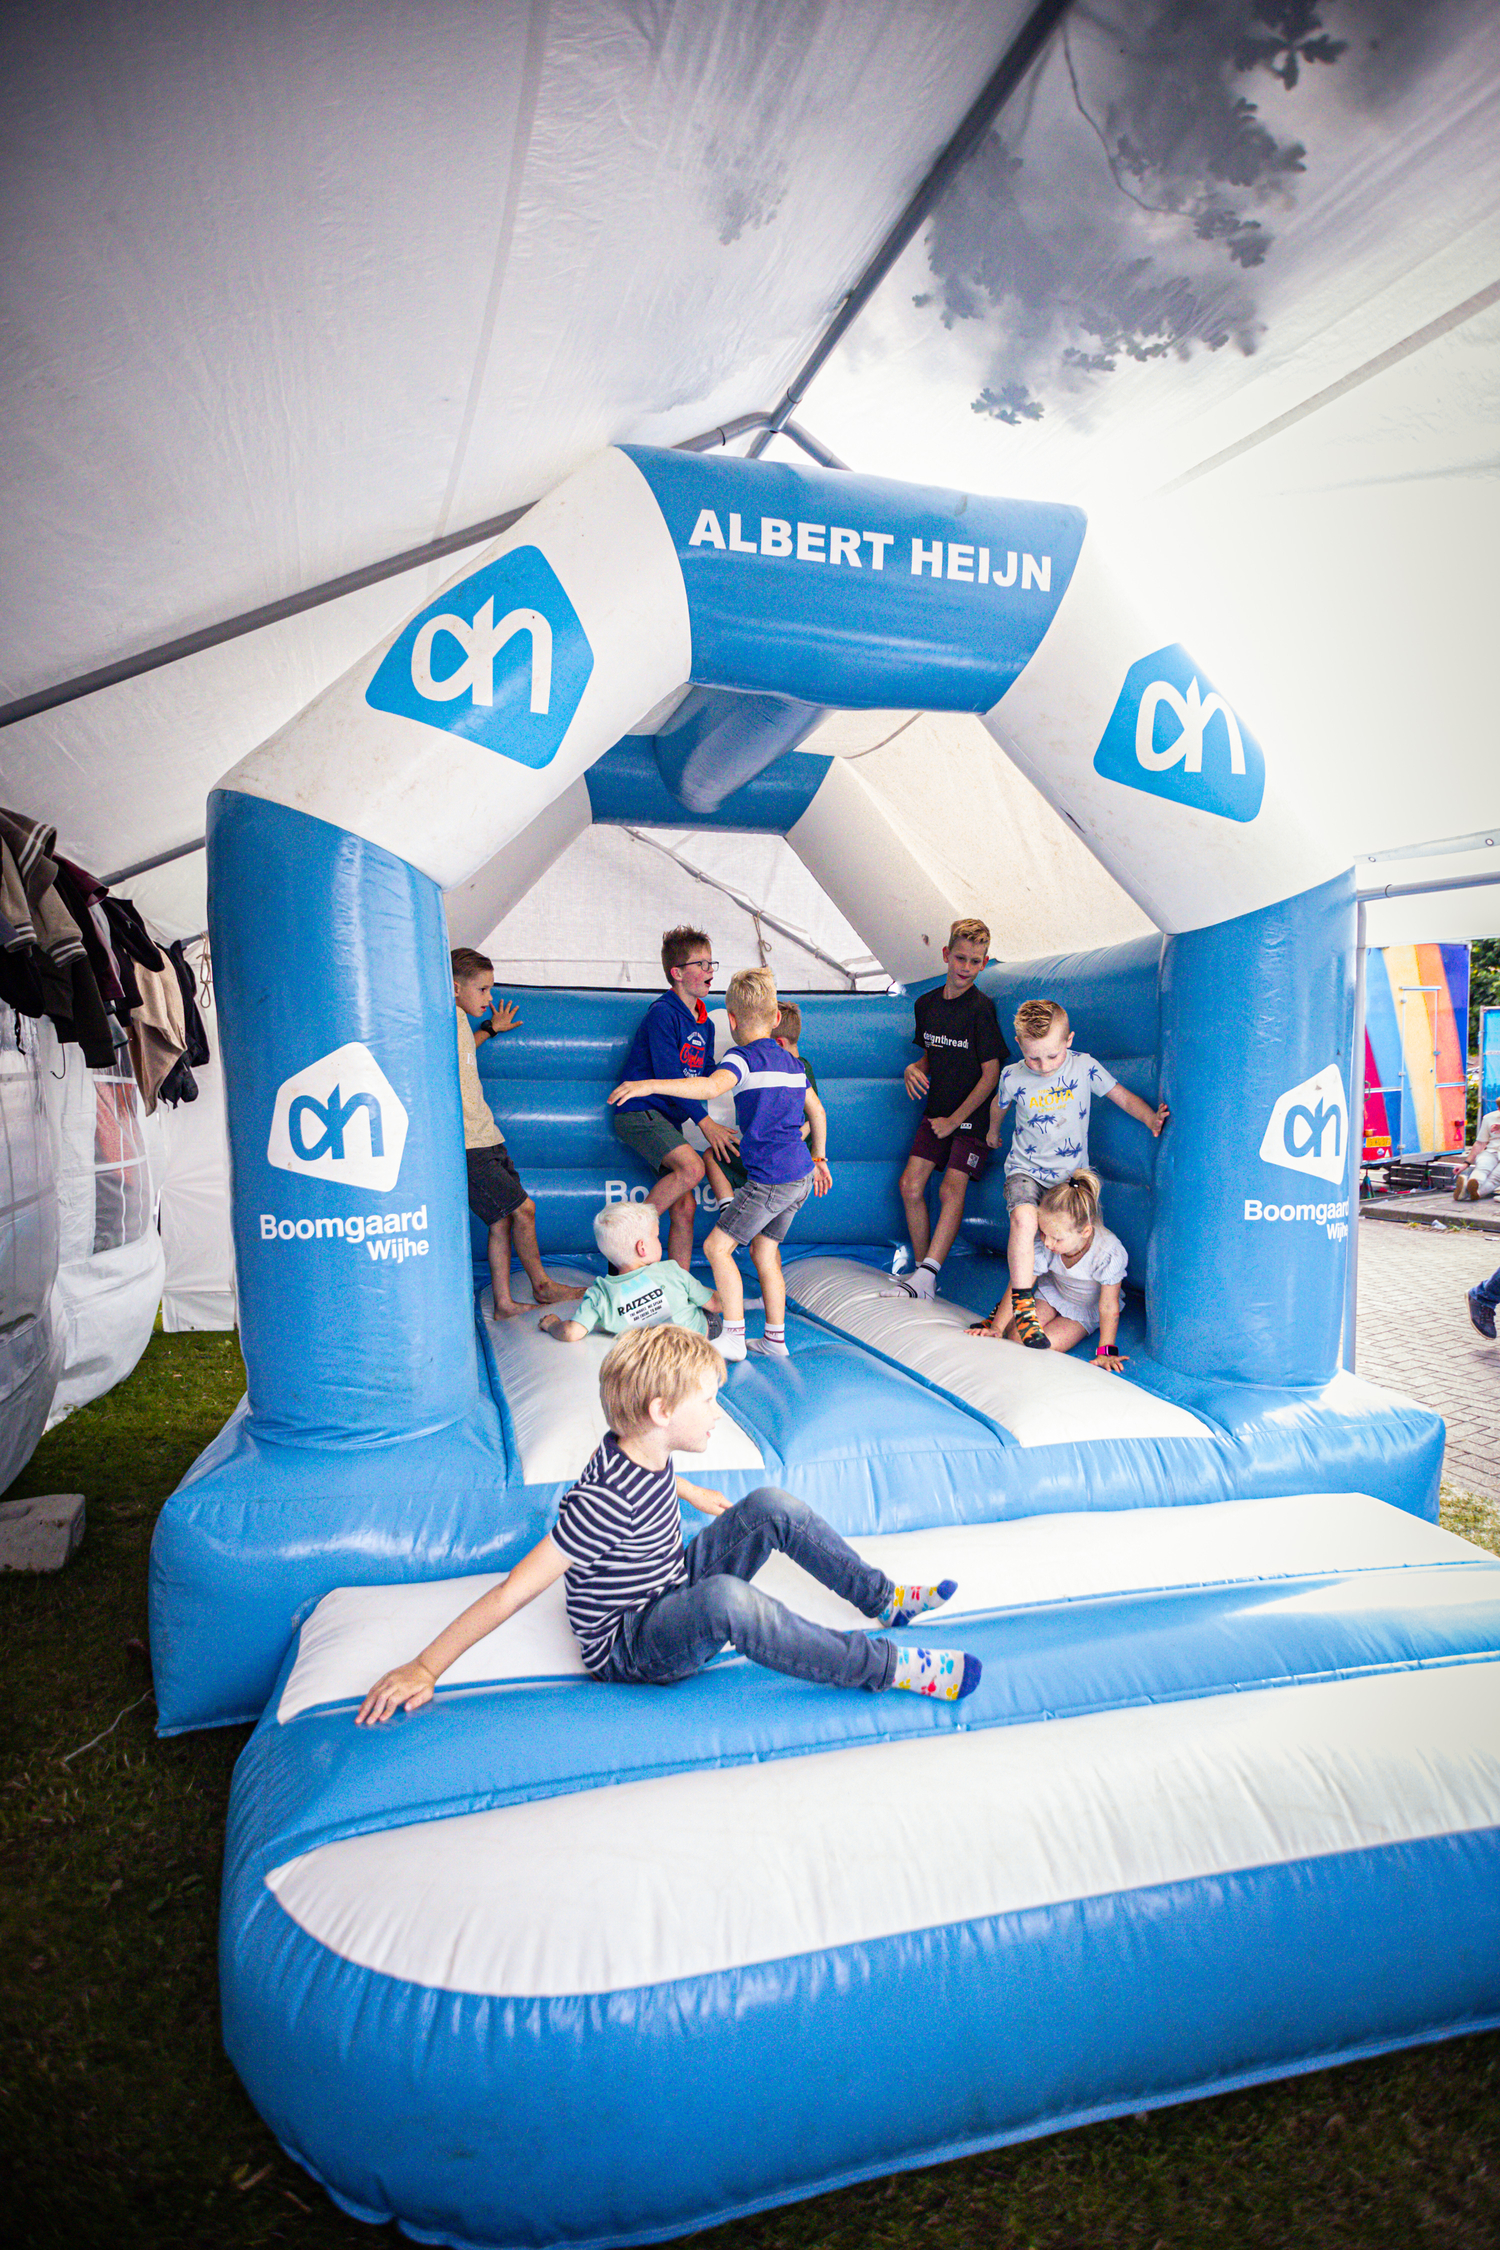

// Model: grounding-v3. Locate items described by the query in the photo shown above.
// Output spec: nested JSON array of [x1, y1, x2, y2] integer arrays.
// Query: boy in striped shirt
[[357, 1326, 981, 1716], [608, 967, 826, 1362]]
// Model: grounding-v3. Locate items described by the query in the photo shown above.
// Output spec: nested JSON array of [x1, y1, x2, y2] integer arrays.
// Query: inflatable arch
[[151, 449, 1500, 2247]]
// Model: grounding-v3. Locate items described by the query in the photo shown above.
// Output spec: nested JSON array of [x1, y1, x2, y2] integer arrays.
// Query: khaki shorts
[[613, 1106, 690, 1173]]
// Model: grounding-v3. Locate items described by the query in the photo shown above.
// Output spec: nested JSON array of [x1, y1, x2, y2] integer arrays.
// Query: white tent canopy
[[2, 0, 1497, 962]]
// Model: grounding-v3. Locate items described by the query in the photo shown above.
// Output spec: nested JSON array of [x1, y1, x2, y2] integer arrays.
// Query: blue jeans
[[1474, 1263, 1500, 1311], [597, 1487, 897, 1693]]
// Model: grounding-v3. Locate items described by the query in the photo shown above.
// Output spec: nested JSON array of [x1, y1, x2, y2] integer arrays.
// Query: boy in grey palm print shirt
[[988, 998, 1169, 1349]]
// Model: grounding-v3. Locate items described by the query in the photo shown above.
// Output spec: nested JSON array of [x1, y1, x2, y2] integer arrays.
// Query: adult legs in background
[[1469, 1263, 1500, 1339]]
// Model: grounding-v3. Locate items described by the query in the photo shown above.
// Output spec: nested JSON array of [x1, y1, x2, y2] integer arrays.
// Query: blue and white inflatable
[[148, 447, 1500, 2246]]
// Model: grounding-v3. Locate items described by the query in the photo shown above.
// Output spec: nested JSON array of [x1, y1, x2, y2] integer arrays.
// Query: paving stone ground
[[1354, 1215, 1500, 1502]]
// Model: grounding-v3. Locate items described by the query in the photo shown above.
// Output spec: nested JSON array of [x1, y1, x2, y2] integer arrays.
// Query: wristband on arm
[[1095, 1344, 1121, 1359]]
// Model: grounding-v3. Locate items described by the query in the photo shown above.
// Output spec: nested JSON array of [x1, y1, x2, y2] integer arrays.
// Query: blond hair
[[948, 917, 990, 954], [725, 966, 780, 1038], [592, 1201, 658, 1265], [774, 1001, 802, 1044], [1038, 1168, 1101, 1236], [1014, 997, 1069, 1044], [599, 1324, 722, 1433]]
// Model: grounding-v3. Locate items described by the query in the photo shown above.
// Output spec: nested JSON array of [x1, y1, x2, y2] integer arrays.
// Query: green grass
[[2, 1335, 1498, 2247]]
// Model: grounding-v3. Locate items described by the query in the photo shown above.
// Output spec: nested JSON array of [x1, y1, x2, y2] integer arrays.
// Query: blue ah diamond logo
[[1093, 643, 1265, 824], [365, 546, 593, 769]]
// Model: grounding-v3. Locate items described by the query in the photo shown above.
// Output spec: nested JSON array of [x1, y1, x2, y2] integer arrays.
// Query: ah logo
[[1093, 643, 1265, 824], [365, 546, 593, 770], [1258, 1063, 1348, 1187], [267, 1043, 409, 1195]]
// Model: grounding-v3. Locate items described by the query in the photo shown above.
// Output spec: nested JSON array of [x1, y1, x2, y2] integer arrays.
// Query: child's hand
[[928, 1113, 956, 1141], [489, 998, 520, 1034], [356, 1660, 436, 1725], [986, 1123, 1000, 1147], [811, 1156, 833, 1196], [538, 1312, 560, 1335], [701, 1116, 739, 1161], [903, 1062, 929, 1102], [1150, 1102, 1169, 1137], [677, 1479, 730, 1515], [608, 1080, 650, 1107], [1093, 1349, 1129, 1375]]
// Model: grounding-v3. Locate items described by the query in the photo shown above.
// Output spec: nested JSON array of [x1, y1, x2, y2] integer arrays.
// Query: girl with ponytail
[[966, 1168, 1131, 1370]]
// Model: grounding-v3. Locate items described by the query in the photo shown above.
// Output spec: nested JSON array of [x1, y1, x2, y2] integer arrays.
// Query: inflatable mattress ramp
[[223, 1497, 1500, 2249]]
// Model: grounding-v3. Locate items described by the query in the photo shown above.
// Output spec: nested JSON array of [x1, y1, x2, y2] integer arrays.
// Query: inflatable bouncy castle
[[148, 449, 1500, 2246]]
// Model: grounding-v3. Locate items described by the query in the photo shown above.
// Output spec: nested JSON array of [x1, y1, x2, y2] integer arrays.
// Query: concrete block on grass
[[0, 1494, 85, 1571]]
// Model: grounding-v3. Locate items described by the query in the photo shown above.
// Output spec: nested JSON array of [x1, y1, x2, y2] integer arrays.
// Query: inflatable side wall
[[209, 446, 1352, 1456]]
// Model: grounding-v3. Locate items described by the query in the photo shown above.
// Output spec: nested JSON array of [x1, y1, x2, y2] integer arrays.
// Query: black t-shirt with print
[[912, 985, 1006, 1123]]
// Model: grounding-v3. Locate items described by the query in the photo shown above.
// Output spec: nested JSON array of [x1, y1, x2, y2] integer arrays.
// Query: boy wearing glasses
[[613, 927, 741, 1270]]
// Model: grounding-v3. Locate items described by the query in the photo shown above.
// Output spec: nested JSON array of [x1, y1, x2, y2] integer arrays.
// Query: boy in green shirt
[[539, 1202, 723, 1346]]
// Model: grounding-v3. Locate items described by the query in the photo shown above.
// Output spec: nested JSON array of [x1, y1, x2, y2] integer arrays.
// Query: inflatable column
[[207, 454, 692, 1457], [983, 536, 1355, 1386]]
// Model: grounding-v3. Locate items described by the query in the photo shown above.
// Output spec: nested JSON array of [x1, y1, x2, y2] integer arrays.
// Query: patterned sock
[[748, 1324, 789, 1359], [890, 1646, 982, 1701], [1010, 1289, 1051, 1349], [877, 1578, 957, 1628]]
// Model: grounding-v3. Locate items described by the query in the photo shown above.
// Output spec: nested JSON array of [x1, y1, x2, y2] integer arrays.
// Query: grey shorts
[[714, 1172, 812, 1247], [1003, 1169, 1045, 1213], [613, 1106, 689, 1173]]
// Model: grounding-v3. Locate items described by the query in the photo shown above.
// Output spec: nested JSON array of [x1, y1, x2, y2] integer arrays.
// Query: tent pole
[[1344, 898, 1367, 1373], [747, 0, 1075, 456]]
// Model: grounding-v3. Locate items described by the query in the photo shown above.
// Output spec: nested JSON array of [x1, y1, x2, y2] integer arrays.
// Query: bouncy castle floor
[[3, 1326, 1499, 2246]]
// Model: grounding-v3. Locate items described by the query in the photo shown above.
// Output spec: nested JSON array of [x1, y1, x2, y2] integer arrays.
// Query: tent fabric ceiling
[[2, 0, 1497, 951]]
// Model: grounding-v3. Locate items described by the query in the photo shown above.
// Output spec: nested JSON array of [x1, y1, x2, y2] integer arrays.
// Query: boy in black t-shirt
[[893, 918, 1005, 1300]]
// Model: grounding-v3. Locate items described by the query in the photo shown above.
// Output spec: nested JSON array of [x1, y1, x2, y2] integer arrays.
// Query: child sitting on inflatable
[[966, 1169, 1130, 1370], [987, 997, 1168, 1349], [451, 948, 582, 1319], [539, 1202, 724, 1349], [356, 1325, 981, 1718], [609, 968, 830, 1363], [612, 926, 742, 1271]]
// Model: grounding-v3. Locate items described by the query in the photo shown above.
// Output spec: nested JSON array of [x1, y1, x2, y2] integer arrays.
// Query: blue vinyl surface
[[235, 1560, 1500, 1868], [219, 1545, 1500, 2246], [222, 1824, 1500, 2250]]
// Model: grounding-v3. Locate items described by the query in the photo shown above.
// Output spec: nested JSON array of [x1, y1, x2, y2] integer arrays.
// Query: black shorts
[[466, 1144, 527, 1225]]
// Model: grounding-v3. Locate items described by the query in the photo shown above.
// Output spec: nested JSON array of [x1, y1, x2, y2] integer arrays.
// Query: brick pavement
[[1354, 1216, 1500, 1502]]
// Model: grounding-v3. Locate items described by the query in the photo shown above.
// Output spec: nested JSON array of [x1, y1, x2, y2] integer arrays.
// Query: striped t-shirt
[[551, 1433, 687, 1673]]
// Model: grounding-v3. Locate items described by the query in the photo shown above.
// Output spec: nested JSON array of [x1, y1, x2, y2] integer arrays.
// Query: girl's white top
[[1033, 1223, 1128, 1330]]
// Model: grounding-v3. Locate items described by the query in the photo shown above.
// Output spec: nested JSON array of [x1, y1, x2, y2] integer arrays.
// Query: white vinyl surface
[[788, 1255, 1209, 1446], [267, 1660, 1500, 1996], [276, 1492, 1478, 1722], [481, 1267, 764, 1485]]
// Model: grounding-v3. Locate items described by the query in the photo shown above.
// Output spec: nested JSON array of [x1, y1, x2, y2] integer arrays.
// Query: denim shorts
[[715, 1172, 812, 1246], [1003, 1168, 1045, 1213]]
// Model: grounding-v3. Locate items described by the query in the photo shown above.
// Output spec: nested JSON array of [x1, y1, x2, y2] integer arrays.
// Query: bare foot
[[489, 1295, 524, 1319], [533, 1278, 585, 1304]]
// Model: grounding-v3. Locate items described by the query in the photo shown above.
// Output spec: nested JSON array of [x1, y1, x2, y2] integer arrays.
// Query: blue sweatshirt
[[617, 989, 714, 1125]]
